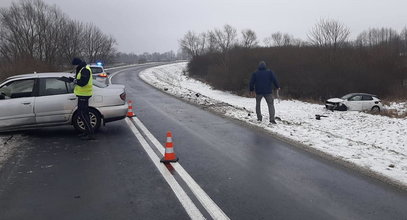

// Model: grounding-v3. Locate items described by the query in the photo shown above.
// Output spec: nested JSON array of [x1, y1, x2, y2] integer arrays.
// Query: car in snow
[[0, 72, 128, 132], [325, 93, 383, 112]]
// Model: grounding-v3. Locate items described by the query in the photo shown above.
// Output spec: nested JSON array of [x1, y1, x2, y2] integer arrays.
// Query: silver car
[[325, 93, 383, 112], [0, 72, 128, 132]]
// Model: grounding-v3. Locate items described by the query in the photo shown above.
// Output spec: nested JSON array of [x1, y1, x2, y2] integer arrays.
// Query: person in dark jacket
[[249, 61, 280, 124], [71, 57, 95, 140]]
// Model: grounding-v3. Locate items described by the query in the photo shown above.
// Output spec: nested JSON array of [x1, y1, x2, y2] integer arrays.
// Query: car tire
[[72, 108, 101, 133], [371, 106, 380, 113]]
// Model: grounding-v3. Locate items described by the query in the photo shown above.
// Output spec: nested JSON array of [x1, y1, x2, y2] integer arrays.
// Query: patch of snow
[[140, 62, 407, 188], [385, 102, 407, 116]]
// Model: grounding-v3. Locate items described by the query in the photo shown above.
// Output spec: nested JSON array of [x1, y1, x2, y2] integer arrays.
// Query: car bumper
[[325, 102, 347, 111], [97, 103, 128, 122], [325, 103, 338, 110]]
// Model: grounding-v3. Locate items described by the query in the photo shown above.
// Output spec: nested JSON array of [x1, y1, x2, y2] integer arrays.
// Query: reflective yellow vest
[[74, 65, 93, 96]]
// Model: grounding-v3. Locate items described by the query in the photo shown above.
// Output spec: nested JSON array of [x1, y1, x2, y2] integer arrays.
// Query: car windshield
[[90, 67, 103, 74], [341, 94, 354, 100], [93, 80, 108, 88]]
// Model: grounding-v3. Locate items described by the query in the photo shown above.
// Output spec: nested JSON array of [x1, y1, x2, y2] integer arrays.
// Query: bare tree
[[179, 31, 207, 58], [271, 32, 283, 46], [0, 0, 117, 71], [81, 23, 116, 62], [241, 29, 258, 48], [356, 28, 399, 47], [308, 18, 350, 49], [400, 27, 407, 54], [211, 24, 238, 53], [264, 32, 302, 47], [206, 30, 220, 53]]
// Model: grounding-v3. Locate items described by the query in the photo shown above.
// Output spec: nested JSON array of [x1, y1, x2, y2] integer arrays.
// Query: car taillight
[[120, 92, 126, 101], [98, 73, 107, 77]]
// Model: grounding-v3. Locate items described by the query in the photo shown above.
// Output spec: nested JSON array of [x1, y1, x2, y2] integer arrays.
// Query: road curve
[[113, 64, 407, 220]]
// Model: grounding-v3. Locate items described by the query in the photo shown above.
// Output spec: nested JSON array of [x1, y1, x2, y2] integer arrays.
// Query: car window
[[39, 78, 69, 96], [349, 95, 362, 101], [341, 94, 353, 100], [90, 67, 103, 74], [0, 79, 35, 99], [362, 95, 373, 101]]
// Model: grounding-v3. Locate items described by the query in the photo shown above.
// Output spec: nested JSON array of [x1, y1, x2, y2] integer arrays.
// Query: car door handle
[[21, 102, 31, 105], [69, 97, 77, 100]]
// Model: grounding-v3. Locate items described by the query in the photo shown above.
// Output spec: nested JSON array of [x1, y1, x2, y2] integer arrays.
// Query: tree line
[[114, 50, 188, 64], [0, 0, 116, 81], [181, 20, 407, 100]]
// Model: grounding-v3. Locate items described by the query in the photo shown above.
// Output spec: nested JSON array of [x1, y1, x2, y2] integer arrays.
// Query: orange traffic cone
[[127, 100, 135, 117], [160, 131, 179, 163]]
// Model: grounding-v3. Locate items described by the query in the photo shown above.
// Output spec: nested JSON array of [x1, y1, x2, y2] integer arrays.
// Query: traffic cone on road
[[127, 100, 135, 117], [160, 131, 179, 163]]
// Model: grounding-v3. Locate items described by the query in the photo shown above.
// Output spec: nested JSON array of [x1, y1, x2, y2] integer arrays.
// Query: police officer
[[71, 57, 95, 140]]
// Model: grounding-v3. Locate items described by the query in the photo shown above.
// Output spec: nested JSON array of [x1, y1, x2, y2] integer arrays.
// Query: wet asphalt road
[[1, 63, 407, 219]]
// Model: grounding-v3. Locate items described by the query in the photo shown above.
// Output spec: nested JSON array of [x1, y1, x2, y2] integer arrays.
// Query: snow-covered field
[[140, 62, 407, 189]]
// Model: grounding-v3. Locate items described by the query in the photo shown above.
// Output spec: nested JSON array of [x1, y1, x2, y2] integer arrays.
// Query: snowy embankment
[[139, 62, 407, 189]]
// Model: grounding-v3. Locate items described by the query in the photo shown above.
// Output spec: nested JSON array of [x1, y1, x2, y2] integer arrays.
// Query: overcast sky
[[1, 0, 407, 54]]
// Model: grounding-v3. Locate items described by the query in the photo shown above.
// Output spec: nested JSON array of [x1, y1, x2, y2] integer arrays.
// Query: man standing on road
[[72, 57, 95, 140], [249, 61, 280, 124]]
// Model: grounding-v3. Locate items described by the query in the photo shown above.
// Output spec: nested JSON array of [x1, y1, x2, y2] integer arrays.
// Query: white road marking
[[107, 62, 162, 84], [132, 117, 230, 220], [108, 68, 132, 84], [125, 118, 205, 220]]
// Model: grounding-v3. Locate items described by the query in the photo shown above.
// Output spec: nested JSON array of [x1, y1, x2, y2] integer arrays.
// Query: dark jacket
[[75, 61, 91, 87], [249, 63, 280, 94]]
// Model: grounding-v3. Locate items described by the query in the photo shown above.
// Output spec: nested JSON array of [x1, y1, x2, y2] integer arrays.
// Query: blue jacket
[[249, 63, 280, 94]]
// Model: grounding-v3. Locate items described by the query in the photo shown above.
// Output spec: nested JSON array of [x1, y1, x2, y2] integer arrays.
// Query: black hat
[[258, 61, 267, 69], [71, 57, 82, 65]]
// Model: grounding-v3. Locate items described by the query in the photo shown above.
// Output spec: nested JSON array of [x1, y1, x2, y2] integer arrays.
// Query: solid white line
[[107, 62, 163, 84], [132, 117, 230, 220], [125, 118, 205, 220], [108, 68, 131, 84]]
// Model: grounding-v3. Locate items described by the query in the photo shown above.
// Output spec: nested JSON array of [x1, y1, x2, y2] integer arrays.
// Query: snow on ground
[[139, 62, 407, 188], [385, 102, 407, 116]]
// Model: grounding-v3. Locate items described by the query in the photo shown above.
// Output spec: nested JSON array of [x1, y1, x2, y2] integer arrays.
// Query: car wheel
[[72, 108, 101, 133], [371, 106, 380, 113]]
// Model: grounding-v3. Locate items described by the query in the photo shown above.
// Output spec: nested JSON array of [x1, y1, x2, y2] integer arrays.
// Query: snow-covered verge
[[139, 62, 407, 189], [385, 102, 407, 117]]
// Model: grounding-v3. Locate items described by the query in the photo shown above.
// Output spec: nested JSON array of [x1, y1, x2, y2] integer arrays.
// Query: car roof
[[89, 64, 104, 68], [6, 72, 74, 81], [346, 93, 378, 97]]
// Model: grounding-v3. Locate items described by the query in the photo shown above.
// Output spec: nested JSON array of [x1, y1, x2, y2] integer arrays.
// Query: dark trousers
[[77, 96, 93, 135], [255, 94, 275, 122]]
